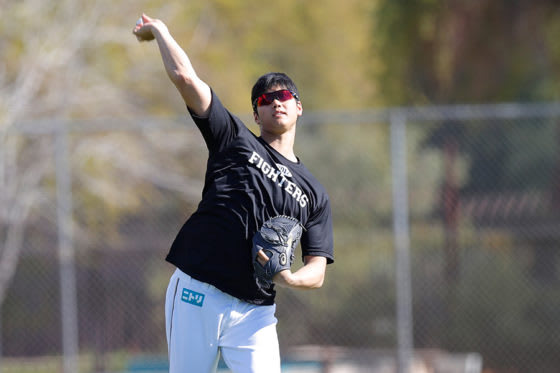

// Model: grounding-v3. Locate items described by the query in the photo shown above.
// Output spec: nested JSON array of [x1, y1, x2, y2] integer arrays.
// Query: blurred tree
[[0, 1, 208, 367], [143, 0, 375, 113], [0, 0, 117, 310], [370, 0, 560, 200], [371, 0, 560, 261], [370, 0, 560, 106], [370, 2, 560, 367], [0, 0, 214, 308]]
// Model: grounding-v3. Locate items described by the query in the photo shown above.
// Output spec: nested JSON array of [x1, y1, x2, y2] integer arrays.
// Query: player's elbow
[[302, 256, 327, 289], [171, 70, 194, 89]]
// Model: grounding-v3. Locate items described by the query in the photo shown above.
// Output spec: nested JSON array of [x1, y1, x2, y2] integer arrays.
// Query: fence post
[[55, 128, 79, 373], [390, 110, 414, 373], [0, 314, 2, 373]]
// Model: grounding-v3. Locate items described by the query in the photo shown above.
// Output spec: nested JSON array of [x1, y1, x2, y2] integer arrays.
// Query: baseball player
[[133, 14, 334, 373]]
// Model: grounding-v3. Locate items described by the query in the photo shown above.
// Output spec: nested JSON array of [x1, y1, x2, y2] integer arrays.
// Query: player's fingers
[[257, 250, 270, 266], [141, 13, 153, 24]]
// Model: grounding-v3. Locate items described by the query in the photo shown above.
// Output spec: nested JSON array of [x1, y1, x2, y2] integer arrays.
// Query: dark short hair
[[251, 72, 300, 112]]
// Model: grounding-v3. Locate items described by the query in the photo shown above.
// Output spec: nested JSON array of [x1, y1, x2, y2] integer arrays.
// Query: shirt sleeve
[[300, 197, 334, 264], [187, 90, 242, 155]]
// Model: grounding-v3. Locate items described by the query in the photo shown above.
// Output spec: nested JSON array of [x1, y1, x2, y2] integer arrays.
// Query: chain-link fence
[[2, 102, 560, 373]]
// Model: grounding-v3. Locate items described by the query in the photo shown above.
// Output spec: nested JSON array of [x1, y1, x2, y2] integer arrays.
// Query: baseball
[[136, 17, 143, 27]]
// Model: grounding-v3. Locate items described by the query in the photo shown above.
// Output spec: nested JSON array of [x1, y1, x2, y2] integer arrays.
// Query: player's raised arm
[[133, 14, 211, 117]]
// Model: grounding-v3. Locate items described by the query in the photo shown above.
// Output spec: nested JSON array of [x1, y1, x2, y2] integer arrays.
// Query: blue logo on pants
[[181, 288, 205, 307]]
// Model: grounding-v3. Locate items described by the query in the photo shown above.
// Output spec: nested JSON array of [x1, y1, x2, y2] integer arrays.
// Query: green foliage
[[277, 225, 397, 347], [297, 122, 394, 225], [371, 0, 560, 105], [454, 118, 558, 194], [445, 248, 560, 371], [132, 0, 376, 113]]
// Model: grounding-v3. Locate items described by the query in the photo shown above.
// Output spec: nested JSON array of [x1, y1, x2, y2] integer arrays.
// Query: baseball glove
[[252, 215, 303, 289]]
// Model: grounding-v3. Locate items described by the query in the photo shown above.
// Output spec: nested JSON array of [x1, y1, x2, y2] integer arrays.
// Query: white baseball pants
[[165, 269, 281, 373]]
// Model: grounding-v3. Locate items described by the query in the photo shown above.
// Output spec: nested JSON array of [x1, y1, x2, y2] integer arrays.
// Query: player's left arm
[[272, 255, 327, 289]]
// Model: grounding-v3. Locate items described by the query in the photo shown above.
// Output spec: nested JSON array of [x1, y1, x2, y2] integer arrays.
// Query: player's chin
[[262, 120, 287, 131], [271, 115, 295, 127]]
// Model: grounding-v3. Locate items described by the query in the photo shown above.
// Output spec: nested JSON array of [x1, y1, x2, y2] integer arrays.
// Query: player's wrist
[[272, 270, 295, 287], [150, 20, 169, 36]]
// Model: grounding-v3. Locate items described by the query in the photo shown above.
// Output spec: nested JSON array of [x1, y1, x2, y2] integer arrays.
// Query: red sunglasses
[[253, 89, 299, 110]]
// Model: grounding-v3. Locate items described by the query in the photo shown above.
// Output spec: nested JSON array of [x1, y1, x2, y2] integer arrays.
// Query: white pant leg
[[219, 301, 281, 373], [165, 269, 221, 373], [166, 269, 281, 373]]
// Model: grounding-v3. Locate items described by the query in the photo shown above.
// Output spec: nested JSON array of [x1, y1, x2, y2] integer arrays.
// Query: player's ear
[[253, 111, 261, 125], [296, 100, 303, 117]]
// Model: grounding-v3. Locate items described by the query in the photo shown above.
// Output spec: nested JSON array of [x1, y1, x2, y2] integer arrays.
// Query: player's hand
[[133, 14, 159, 41], [256, 249, 294, 287], [256, 249, 270, 266]]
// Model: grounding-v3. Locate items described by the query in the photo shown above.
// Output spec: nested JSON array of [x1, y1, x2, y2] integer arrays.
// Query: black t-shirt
[[166, 91, 334, 305]]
